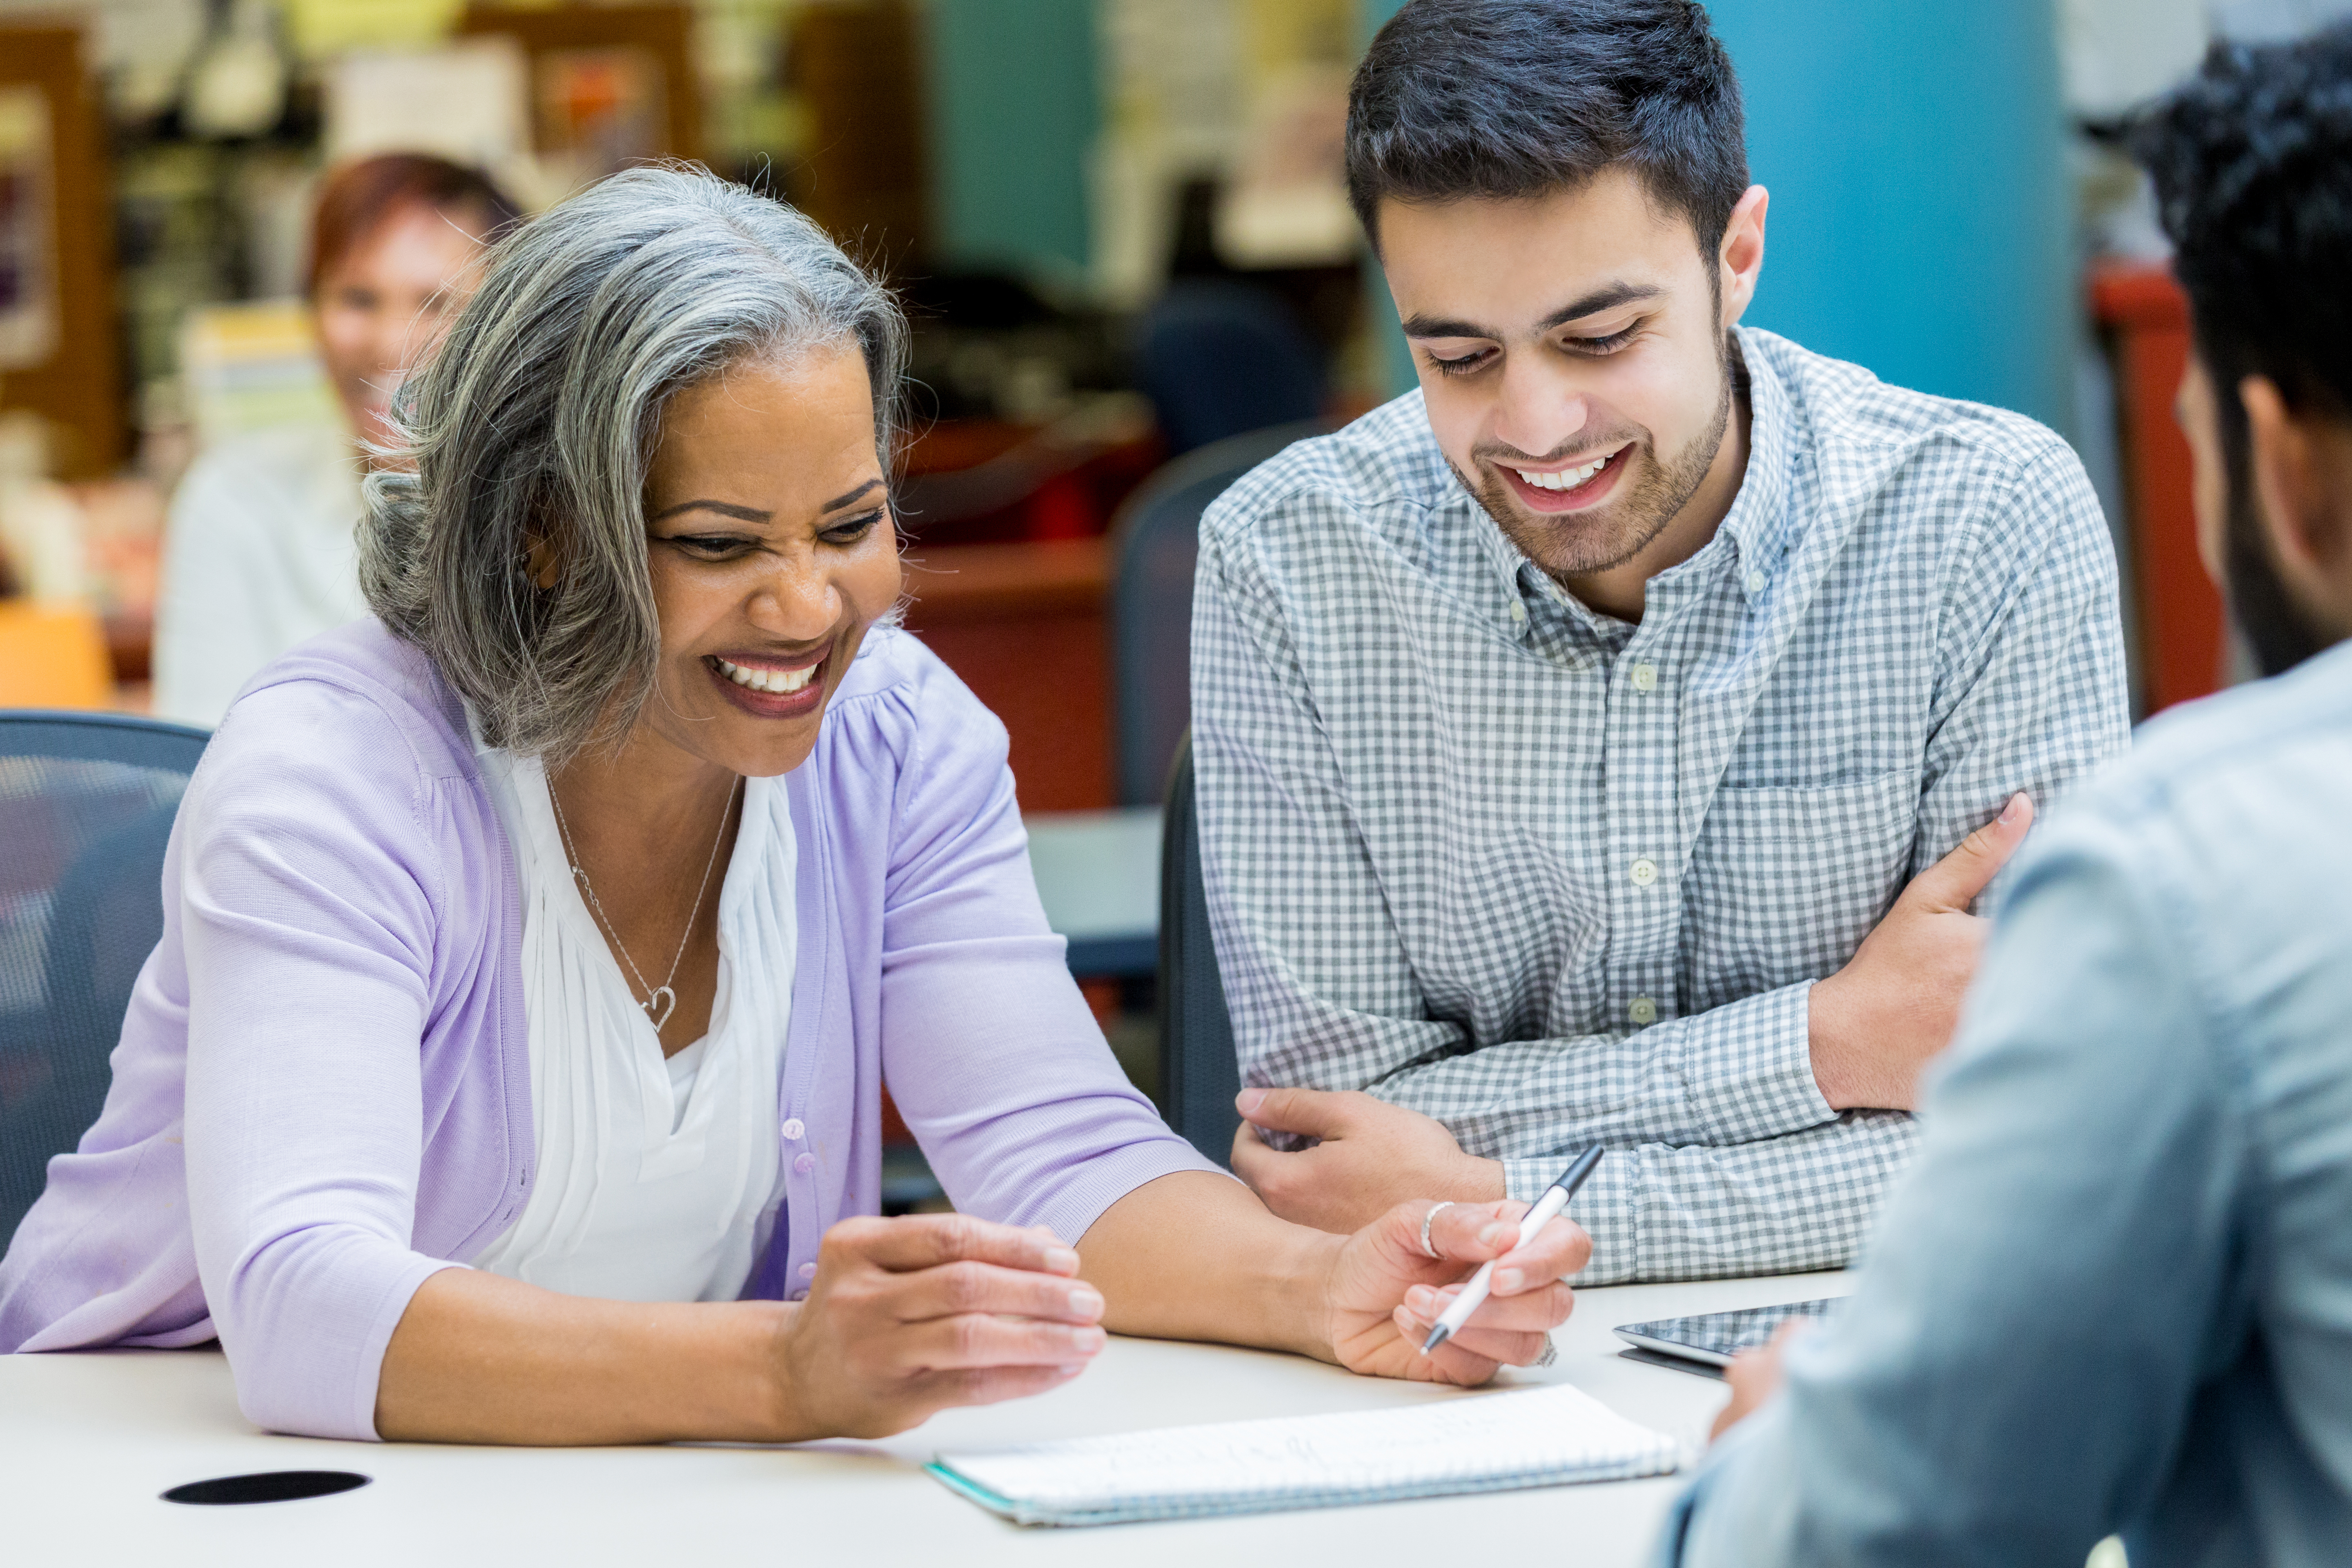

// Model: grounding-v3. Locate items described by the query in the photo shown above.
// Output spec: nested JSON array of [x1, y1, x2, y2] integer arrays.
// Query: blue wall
[[922, 0, 1099, 282], [1359, 0, 2073, 430], [919, 2, 2073, 431], [1710, 0, 2073, 430]]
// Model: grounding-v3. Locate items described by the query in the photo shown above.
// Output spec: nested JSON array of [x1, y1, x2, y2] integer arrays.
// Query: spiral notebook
[[926, 1383, 1681, 1527]]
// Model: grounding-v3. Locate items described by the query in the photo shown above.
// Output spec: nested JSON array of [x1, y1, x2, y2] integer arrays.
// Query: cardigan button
[[781, 1118, 805, 1141], [793, 1152, 817, 1176]]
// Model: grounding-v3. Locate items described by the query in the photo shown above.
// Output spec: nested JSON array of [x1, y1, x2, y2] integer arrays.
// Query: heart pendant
[[644, 986, 676, 1031]]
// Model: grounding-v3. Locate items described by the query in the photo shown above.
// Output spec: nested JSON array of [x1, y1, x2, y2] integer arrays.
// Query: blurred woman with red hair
[[154, 153, 519, 726]]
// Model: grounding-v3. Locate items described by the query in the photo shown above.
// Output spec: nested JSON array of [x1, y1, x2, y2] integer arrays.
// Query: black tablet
[[1613, 1297, 1843, 1372]]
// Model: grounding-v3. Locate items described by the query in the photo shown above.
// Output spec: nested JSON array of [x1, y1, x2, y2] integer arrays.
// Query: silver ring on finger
[[1534, 1337, 1558, 1369], [1419, 1200, 1458, 1260]]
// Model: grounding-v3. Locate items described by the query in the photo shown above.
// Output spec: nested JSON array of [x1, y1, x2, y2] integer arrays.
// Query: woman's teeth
[[714, 656, 816, 695], [1513, 452, 1612, 491]]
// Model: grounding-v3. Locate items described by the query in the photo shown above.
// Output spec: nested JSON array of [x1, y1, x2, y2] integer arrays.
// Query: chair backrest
[[1134, 278, 1327, 457], [1109, 419, 1328, 808], [0, 710, 209, 1251], [1157, 732, 1241, 1167]]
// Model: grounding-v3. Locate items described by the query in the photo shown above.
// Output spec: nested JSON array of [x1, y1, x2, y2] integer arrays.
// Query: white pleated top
[[466, 737, 796, 1303]]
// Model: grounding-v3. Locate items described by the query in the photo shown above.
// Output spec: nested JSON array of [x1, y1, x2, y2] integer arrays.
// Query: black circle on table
[[161, 1470, 372, 1506]]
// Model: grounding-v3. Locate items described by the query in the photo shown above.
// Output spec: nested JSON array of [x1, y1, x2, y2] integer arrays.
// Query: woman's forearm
[[1074, 1171, 1344, 1361], [374, 1267, 795, 1444]]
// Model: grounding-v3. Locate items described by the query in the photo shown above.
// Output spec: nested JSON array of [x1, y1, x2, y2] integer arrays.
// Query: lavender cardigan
[[0, 619, 1214, 1438]]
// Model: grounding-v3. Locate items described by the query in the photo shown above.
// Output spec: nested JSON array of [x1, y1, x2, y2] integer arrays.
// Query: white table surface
[[0, 1270, 1846, 1567]]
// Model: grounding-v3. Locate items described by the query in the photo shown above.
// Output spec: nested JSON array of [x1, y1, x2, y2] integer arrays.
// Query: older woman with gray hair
[[0, 168, 1585, 1443]]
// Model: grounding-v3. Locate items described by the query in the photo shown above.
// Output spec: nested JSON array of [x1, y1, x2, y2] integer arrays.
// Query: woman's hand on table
[[1321, 1198, 1590, 1385], [777, 1214, 1108, 1440]]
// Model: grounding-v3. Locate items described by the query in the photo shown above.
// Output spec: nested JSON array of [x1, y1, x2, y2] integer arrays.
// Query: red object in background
[[879, 1085, 914, 1146], [2091, 261, 2225, 714], [895, 417, 1162, 547], [897, 538, 1113, 812]]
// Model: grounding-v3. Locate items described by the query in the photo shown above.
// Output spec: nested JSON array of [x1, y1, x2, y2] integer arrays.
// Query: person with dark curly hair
[[1659, 22, 2352, 1566]]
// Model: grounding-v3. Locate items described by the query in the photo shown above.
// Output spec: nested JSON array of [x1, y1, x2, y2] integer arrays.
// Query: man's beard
[[2220, 419, 2336, 677], [1450, 354, 1734, 584]]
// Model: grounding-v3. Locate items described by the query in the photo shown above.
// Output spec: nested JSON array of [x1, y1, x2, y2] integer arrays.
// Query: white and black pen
[[1419, 1144, 1605, 1356]]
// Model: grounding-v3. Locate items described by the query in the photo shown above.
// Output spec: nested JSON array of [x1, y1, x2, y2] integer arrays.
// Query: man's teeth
[[714, 657, 816, 695], [1513, 453, 1612, 491]]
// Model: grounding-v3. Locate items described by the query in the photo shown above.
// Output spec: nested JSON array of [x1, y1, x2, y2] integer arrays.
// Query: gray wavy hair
[[358, 164, 909, 760]]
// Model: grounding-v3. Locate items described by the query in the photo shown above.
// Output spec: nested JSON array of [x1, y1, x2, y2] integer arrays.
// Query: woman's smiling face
[[631, 343, 902, 778]]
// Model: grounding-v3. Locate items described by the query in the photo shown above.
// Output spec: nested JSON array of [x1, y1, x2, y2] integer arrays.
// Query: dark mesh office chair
[[1158, 733, 1241, 1166], [1108, 419, 1330, 808], [0, 711, 208, 1251]]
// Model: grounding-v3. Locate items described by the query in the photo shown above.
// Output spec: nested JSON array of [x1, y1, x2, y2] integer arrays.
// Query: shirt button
[[793, 1152, 817, 1176], [1745, 569, 1767, 595], [1630, 857, 1658, 887], [1508, 600, 1527, 624], [797, 1261, 817, 1281], [1629, 996, 1658, 1026], [1629, 662, 1657, 693], [780, 1118, 805, 1141]]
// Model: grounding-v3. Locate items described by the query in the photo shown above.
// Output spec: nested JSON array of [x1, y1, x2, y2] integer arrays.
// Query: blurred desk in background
[[901, 538, 1113, 811], [1025, 806, 1161, 978]]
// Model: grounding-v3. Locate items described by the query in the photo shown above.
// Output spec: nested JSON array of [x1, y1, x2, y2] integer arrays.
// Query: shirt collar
[[1711, 328, 1796, 585]]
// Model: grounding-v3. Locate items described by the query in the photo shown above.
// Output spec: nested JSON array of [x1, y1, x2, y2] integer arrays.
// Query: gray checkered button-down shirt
[[1192, 328, 2131, 1283]]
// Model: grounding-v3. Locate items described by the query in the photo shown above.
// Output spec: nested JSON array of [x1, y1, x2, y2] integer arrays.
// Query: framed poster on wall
[[460, 4, 699, 198], [0, 85, 59, 372], [0, 22, 124, 479]]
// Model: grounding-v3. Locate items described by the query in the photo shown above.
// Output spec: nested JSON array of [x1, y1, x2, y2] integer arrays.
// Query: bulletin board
[[0, 24, 125, 480], [459, 4, 702, 185]]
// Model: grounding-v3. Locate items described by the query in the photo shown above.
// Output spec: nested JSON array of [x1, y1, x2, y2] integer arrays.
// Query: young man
[[1192, 0, 2130, 1282], [1664, 25, 2352, 1562]]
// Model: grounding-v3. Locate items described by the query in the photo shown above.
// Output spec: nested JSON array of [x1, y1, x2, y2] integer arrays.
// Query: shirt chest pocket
[[1677, 773, 1919, 1010]]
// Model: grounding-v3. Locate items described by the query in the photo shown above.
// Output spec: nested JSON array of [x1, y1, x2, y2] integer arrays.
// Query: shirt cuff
[[1503, 1150, 1639, 1285], [1676, 982, 1838, 1144]]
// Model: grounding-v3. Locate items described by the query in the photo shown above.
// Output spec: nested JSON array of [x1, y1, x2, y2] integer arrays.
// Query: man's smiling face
[[1377, 167, 1764, 594]]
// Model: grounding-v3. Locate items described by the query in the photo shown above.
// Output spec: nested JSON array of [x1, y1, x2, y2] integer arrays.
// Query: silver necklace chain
[[547, 774, 738, 1031]]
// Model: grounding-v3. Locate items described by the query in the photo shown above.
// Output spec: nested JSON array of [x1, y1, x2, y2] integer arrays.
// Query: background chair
[[1133, 278, 1327, 459], [1157, 732, 1241, 1167], [0, 710, 208, 1251], [1108, 418, 1330, 808]]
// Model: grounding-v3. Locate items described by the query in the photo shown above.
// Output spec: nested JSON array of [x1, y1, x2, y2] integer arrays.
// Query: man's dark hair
[[1345, 0, 1748, 256], [2134, 23, 2352, 425], [2133, 22, 2352, 674]]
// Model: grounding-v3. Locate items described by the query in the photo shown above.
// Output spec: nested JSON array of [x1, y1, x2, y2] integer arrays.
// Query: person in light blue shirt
[[1658, 23, 2352, 1567]]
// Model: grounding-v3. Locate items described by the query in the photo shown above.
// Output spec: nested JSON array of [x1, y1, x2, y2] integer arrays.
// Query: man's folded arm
[[1914, 441, 2132, 911], [1192, 524, 1844, 1154], [1502, 1114, 1917, 1286]]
